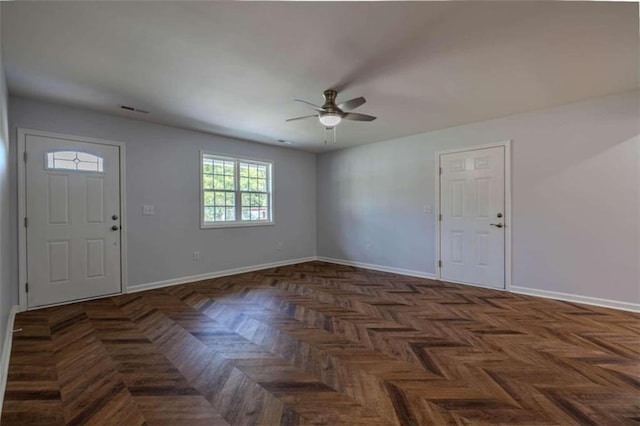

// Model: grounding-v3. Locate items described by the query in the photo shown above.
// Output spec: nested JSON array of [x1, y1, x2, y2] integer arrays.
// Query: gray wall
[[317, 90, 639, 304], [0, 6, 13, 353], [5, 91, 639, 310], [8, 96, 316, 292]]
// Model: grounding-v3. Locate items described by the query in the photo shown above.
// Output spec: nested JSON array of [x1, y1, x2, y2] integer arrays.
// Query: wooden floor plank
[[2, 261, 639, 425]]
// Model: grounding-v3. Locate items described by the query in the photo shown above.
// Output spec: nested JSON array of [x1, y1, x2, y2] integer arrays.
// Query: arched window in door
[[46, 151, 104, 172]]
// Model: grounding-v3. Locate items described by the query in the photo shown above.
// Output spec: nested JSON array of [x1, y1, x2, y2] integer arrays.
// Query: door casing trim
[[17, 128, 127, 311], [434, 140, 512, 290]]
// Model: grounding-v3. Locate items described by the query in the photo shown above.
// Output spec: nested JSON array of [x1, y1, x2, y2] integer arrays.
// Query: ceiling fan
[[286, 89, 376, 127]]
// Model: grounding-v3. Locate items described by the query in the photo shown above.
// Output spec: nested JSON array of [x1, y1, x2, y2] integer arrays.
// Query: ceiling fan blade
[[342, 112, 376, 122], [293, 99, 324, 112], [338, 97, 366, 111], [286, 114, 317, 122]]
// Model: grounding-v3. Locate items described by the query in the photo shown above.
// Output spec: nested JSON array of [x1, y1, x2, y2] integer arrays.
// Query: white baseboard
[[0, 305, 20, 415], [317, 256, 437, 280], [127, 257, 318, 293], [316, 257, 637, 313], [26, 252, 635, 313], [511, 286, 640, 313]]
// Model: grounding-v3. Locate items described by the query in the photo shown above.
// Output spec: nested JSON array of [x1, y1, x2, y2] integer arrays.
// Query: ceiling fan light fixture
[[319, 112, 342, 127]]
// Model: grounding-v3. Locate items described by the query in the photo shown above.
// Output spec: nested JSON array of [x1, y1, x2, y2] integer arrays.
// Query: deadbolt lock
[[497, 213, 503, 218]]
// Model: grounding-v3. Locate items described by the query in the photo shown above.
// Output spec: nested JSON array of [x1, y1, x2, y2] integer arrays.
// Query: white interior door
[[439, 146, 505, 288], [25, 134, 122, 308]]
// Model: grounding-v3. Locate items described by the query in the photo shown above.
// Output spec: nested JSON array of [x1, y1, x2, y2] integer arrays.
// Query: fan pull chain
[[322, 126, 338, 145]]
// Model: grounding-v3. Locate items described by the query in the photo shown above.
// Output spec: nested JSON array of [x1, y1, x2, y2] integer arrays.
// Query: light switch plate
[[142, 205, 154, 215]]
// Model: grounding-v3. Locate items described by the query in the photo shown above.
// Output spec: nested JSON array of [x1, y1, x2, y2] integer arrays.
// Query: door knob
[[490, 223, 504, 228], [111, 225, 120, 231]]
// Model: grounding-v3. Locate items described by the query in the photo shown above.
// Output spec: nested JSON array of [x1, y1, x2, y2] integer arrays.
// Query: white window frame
[[200, 151, 274, 229]]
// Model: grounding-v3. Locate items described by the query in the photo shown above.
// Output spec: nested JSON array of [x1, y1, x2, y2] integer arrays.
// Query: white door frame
[[17, 128, 127, 311], [434, 140, 512, 290]]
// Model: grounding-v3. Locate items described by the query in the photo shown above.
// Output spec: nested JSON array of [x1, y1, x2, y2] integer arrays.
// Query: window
[[201, 153, 273, 228], [46, 151, 104, 172]]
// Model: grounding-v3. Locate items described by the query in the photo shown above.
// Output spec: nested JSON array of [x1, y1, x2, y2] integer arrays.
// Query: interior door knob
[[111, 225, 120, 231], [490, 223, 504, 228]]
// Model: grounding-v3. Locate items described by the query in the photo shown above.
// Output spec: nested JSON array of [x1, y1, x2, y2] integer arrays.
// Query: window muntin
[[202, 153, 272, 227], [46, 151, 104, 172]]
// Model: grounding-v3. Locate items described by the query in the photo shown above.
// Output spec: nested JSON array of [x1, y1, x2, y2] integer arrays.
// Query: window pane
[[212, 175, 225, 190], [241, 207, 251, 221], [203, 174, 214, 189], [47, 151, 104, 172], [250, 208, 260, 221], [204, 207, 215, 222], [213, 161, 224, 175], [256, 179, 266, 192], [53, 159, 77, 170], [226, 207, 235, 221], [214, 207, 226, 221], [76, 161, 97, 171], [214, 192, 225, 206], [224, 176, 234, 190], [204, 191, 214, 206], [225, 193, 235, 205], [76, 152, 97, 162], [239, 163, 249, 177], [240, 177, 249, 191], [203, 161, 213, 174], [54, 151, 76, 161]]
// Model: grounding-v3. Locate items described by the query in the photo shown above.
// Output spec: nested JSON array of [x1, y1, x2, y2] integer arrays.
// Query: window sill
[[201, 221, 275, 229]]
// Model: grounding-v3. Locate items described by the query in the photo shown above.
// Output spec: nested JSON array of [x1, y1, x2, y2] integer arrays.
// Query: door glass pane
[[46, 151, 104, 172]]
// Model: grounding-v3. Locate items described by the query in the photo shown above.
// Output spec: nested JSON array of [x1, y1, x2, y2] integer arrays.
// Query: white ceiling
[[2, 2, 637, 152]]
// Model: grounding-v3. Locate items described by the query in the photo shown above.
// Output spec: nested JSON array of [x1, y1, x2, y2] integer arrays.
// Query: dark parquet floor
[[2, 261, 639, 425]]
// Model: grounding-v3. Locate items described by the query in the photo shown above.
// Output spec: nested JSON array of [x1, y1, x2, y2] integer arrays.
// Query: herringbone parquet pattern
[[2, 261, 639, 425]]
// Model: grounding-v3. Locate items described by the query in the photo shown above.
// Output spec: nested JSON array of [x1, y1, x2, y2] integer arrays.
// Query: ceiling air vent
[[120, 105, 149, 114]]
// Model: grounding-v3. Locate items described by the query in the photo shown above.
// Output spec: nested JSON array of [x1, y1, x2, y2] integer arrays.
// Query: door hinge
[[23, 152, 27, 163], [439, 167, 442, 175], [24, 217, 28, 228], [438, 260, 442, 268], [25, 283, 28, 293], [439, 214, 442, 221]]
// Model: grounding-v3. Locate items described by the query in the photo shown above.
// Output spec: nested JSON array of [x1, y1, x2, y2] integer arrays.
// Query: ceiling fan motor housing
[[321, 89, 342, 114]]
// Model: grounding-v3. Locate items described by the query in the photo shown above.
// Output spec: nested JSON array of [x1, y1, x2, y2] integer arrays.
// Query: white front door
[[25, 134, 122, 308], [439, 146, 505, 288]]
